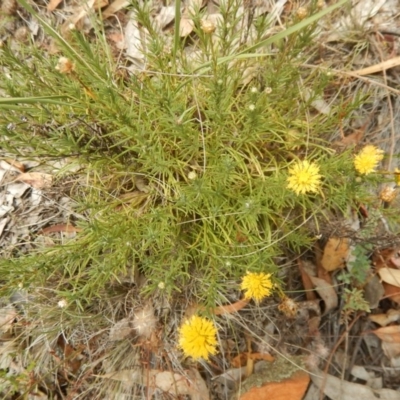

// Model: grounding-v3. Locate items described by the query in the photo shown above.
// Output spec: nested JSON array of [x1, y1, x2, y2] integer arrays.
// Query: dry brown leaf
[[153, 6, 176, 31], [124, 17, 145, 64], [241, 66, 259, 86], [309, 276, 338, 315], [108, 32, 124, 43], [216, 366, 247, 383], [381, 341, 400, 362], [382, 282, 400, 304], [321, 237, 350, 271], [180, 18, 195, 36], [40, 224, 82, 234], [154, 369, 209, 400], [213, 298, 250, 315], [94, 0, 108, 9], [99, 368, 209, 399], [0, 305, 17, 333], [4, 159, 24, 172], [372, 325, 400, 343], [47, 0, 63, 11], [371, 324, 400, 364], [350, 365, 371, 382], [0, 160, 22, 173], [373, 250, 400, 303], [333, 128, 365, 148], [369, 309, 400, 326], [16, 172, 53, 189], [56, 335, 83, 374], [97, 369, 141, 382], [311, 369, 400, 399], [298, 259, 317, 301], [239, 370, 310, 400], [102, 0, 129, 19], [378, 267, 400, 287]]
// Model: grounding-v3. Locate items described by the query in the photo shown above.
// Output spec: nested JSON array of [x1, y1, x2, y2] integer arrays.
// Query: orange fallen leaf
[[56, 335, 83, 374], [372, 325, 400, 362], [213, 298, 250, 315], [298, 259, 317, 301], [47, 0, 63, 11], [333, 128, 365, 148], [108, 33, 125, 44], [16, 172, 53, 189], [239, 370, 310, 400], [372, 325, 400, 344], [378, 267, 400, 288], [382, 283, 400, 304], [369, 309, 400, 326], [321, 237, 349, 271], [4, 159, 24, 172]]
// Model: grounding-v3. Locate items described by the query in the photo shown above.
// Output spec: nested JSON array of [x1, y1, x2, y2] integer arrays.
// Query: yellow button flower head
[[287, 160, 322, 195], [379, 186, 397, 203], [241, 272, 273, 303], [178, 315, 218, 360], [354, 145, 384, 175]]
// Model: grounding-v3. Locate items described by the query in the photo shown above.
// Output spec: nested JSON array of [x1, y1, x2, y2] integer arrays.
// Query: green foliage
[[338, 244, 373, 285], [0, 0, 384, 313], [342, 287, 370, 313]]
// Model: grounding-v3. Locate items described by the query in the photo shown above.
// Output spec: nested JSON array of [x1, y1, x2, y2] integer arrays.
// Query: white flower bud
[[188, 171, 197, 180]]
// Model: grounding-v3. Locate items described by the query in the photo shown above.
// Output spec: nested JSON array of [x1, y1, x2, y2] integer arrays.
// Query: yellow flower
[[287, 160, 322, 195], [241, 272, 273, 303], [354, 145, 384, 175], [178, 315, 218, 360]]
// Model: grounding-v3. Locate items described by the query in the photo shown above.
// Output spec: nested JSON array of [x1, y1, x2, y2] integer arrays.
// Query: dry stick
[[353, 56, 400, 76], [318, 312, 363, 400], [373, 34, 397, 172], [345, 319, 367, 382], [302, 64, 400, 96]]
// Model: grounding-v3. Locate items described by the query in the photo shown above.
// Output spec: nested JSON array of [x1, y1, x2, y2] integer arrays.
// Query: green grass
[[1, 0, 398, 397]]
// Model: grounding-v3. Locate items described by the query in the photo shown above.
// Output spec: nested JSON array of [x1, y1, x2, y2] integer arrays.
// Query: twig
[[318, 312, 363, 400]]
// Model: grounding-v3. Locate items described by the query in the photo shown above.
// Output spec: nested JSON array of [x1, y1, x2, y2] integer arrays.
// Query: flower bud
[[380, 186, 397, 203], [200, 19, 216, 34]]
